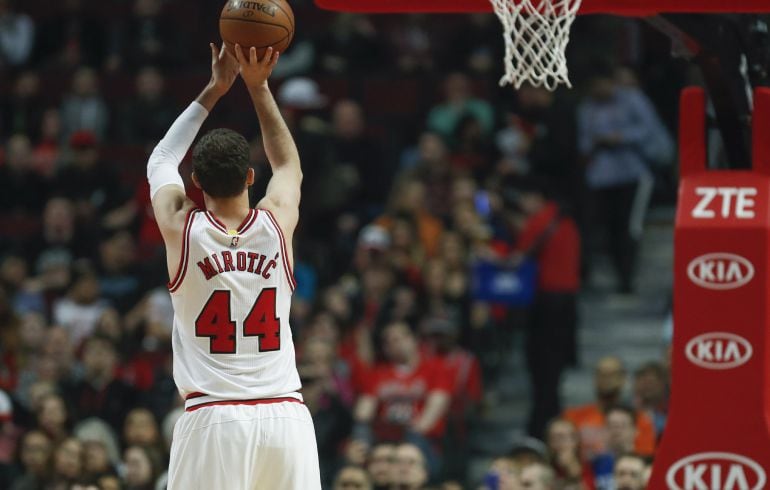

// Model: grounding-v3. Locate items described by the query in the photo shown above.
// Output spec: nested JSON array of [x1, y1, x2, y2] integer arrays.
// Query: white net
[[489, 0, 582, 90]]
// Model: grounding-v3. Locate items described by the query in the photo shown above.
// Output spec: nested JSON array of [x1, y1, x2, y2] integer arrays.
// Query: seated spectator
[[366, 442, 396, 490], [118, 67, 176, 145], [427, 73, 494, 141], [98, 231, 141, 314], [51, 437, 84, 487], [563, 356, 655, 459], [520, 462, 556, 490], [391, 442, 429, 490], [0, 72, 42, 141], [545, 418, 593, 489], [9, 430, 52, 490], [0, 0, 34, 68], [36, 394, 70, 444], [613, 453, 648, 490], [590, 406, 638, 490], [632, 361, 668, 439], [32, 109, 62, 178], [353, 322, 450, 475], [122, 445, 162, 490], [61, 335, 136, 431], [404, 132, 454, 220], [26, 198, 94, 268], [53, 131, 133, 229], [81, 440, 114, 481], [316, 14, 384, 74], [113, 0, 178, 70], [60, 68, 109, 140], [480, 455, 520, 490], [123, 408, 161, 452], [378, 178, 444, 258], [0, 134, 49, 220], [52, 262, 108, 349], [333, 465, 373, 490]]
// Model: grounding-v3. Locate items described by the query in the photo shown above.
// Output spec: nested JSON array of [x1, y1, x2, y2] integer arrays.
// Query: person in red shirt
[[352, 321, 451, 475], [507, 180, 581, 439]]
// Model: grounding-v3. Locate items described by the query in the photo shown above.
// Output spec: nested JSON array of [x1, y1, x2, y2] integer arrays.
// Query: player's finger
[[261, 47, 273, 66], [234, 44, 246, 64], [250, 47, 258, 64], [271, 51, 280, 67], [210, 43, 218, 63], [219, 42, 228, 60]]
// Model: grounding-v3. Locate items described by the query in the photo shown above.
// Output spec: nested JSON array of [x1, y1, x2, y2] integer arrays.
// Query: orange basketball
[[219, 0, 294, 59]]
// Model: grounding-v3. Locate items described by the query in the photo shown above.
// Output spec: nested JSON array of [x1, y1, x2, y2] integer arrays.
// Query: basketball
[[220, 0, 295, 59]]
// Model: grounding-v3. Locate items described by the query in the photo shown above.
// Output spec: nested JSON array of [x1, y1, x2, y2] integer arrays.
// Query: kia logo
[[685, 332, 752, 370], [666, 452, 766, 490], [687, 253, 754, 290]]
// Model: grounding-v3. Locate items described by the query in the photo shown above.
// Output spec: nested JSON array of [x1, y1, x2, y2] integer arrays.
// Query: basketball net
[[489, 0, 582, 89]]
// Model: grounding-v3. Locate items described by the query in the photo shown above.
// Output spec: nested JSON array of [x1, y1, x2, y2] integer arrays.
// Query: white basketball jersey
[[168, 208, 301, 409]]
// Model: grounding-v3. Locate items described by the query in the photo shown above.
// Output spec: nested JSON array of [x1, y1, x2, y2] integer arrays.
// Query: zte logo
[[692, 187, 757, 219], [685, 333, 752, 370], [666, 452, 766, 490], [687, 253, 754, 290]]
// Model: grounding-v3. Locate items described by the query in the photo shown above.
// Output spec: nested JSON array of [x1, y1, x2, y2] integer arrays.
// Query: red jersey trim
[[261, 209, 297, 291], [185, 396, 303, 412], [204, 209, 258, 235], [185, 392, 206, 400], [167, 208, 198, 293]]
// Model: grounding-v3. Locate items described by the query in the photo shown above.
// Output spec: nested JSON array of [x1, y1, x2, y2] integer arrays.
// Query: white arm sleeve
[[147, 101, 209, 199]]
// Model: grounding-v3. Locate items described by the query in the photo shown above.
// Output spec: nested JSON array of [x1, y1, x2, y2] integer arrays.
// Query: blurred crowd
[[0, 0, 679, 488]]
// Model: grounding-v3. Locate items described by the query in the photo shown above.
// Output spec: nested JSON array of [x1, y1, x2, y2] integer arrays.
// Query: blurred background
[[0, 0, 717, 488]]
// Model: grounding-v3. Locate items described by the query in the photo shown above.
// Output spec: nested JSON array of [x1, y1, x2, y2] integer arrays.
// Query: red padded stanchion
[[648, 87, 770, 489]]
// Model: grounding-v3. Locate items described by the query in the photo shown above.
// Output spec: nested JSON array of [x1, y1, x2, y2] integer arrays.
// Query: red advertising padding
[[648, 88, 770, 489]]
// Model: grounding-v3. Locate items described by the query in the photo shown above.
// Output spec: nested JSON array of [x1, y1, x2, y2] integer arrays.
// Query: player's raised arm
[[148, 43, 240, 236], [236, 45, 302, 245]]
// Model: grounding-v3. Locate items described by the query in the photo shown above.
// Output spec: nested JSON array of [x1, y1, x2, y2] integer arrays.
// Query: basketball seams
[[220, 18, 291, 37], [267, 0, 294, 31]]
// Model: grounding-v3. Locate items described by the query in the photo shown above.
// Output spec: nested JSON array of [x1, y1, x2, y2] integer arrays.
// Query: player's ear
[[246, 167, 255, 187], [191, 172, 203, 190]]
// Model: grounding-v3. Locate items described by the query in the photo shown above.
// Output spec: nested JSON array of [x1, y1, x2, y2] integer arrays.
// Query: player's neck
[[204, 193, 251, 226]]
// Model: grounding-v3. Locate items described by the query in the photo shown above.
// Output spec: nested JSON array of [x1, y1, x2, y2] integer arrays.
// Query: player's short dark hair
[[192, 128, 250, 198]]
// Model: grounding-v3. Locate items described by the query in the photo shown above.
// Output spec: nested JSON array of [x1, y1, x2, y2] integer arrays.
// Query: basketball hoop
[[489, 0, 581, 89]]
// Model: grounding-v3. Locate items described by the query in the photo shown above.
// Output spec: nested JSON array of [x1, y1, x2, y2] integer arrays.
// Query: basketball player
[[147, 43, 320, 489]]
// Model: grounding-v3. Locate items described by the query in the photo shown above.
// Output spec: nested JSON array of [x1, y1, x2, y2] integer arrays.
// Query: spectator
[[316, 14, 384, 74], [118, 67, 176, 144], [123, 408, 162, 451], [405, 132, 454, 220], [34, 0, 106, 67], [613, 453, 648, 490], [0, 0, 34, 68], [604, 406, 637, 456], [123, 445, 162, 490], [113, 0, 178, 70], [388, 14, 436, 73], [330, 99, 390, 221], [36, 394, 70, 444], [391, 443, 429, 490], [9, 430, 52, 490], [353, 322, 450, 474], [563, 356, 656, 459], [507, 180, 580, 438], [81, 440, 114, 480], [378, 178, 444, 257], [481, 456, 520, 490], [0, 135, 48, 248], [0, 72, 43, 140], [520, 462, 556, 490], [578, 63, 670, 293], [52, 262, 108, 348], [51, 437, 84, 487], [420, 315, 481, 480], [53, 131, 133, 228], [97, 230, 142, 314], [60, 69, 109, 141], [333, 465, 373, 490], [545, 418, 593, 490], [427, 73, 494, 141], [632, 361, 668, 439], [62, 335, 136, 431], [366, 442, 395, 490]]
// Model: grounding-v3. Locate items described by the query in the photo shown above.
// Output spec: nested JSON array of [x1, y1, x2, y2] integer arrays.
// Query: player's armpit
[[152, 185, 195, 237]]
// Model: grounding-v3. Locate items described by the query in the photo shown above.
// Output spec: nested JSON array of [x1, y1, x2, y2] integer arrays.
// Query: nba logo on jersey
[[230, 235, 240, 247]]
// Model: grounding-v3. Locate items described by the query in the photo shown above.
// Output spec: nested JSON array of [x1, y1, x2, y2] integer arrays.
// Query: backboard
[[315, 0, 770, 15]]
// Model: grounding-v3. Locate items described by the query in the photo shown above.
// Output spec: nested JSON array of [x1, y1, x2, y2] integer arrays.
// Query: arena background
[[0, 0, 735, 488]]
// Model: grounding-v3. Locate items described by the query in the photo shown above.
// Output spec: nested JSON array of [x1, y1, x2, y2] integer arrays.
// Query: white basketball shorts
[[167, 400, 321, 490]]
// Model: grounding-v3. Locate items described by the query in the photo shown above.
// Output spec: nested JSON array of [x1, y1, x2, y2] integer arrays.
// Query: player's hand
[[208, 43, 240, 97], [235, 45, 279, 89]]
